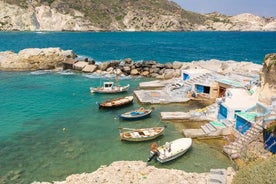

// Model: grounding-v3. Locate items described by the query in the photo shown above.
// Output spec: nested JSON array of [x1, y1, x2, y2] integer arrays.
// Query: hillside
[[0, 0, 276, 31]]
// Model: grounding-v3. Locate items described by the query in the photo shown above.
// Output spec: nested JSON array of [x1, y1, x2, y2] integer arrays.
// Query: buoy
[[63, 128, 66, 132]]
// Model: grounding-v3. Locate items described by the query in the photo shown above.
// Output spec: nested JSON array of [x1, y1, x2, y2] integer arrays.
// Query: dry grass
[[233, 154, 276, 184]]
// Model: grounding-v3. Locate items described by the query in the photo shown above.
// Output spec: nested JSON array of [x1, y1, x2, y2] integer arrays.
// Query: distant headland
[[0, 0, 276, 31]]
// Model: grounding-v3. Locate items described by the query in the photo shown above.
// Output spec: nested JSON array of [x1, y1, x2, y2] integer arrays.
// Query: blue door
[[218, 104, 227, 120]]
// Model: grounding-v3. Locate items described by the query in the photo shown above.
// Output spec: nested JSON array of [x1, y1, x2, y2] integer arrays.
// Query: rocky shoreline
[[31, 161, 235, 184], [0, 47, 262, 80]]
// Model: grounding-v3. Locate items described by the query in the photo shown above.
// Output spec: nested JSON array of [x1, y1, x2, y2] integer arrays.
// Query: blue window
[[183, 73, 190, 80], [196, 84, 204, 93]]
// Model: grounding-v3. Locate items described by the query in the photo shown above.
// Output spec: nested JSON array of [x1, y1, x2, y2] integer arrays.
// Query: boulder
[[106, 67, 114, 73], [130, 69, 139, 75], [60, 50, 77, 58], [164, 62, 173, 69], [140, 71, 150, 76], [124, 58, 132, 64], [110, 60, 120, 68], [134, 62, 142, 68], [163, 69, 175, 79], [114, 68, 123, 75], [142, 60, 157, 67], [159, 68, 165, 75], [142, 67, 150, 71], [174, 69, 181, 77], [99, 62, 111, 71], [149, 67, 160, 74], [123, 66, 131, 74], [82, 64, 97, 73], [156, 63, 165, 68], [73, 61, 88, 71], [150, 73, 160, 78], [95, 70, 103, 74], [88, 59, 96, 65], [172, 61, 183, 69]]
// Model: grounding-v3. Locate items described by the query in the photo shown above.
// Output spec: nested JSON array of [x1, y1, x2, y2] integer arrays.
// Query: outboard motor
[[147, 151, 159, 162]]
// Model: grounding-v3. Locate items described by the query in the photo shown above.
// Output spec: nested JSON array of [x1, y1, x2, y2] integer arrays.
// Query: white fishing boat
[[90, 81, 129, 94], [148, 138, 192, 163], [119, 127, 165, 142]]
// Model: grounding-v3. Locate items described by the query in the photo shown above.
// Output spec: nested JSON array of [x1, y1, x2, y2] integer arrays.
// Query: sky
[[172, 0, 276, 18]]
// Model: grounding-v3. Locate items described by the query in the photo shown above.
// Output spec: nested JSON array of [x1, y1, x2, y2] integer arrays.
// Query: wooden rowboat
[[118, 107, 152, 120], [119, 127, 165, 142], [99, 96, 133, 109], [148, 138, 192, 163]]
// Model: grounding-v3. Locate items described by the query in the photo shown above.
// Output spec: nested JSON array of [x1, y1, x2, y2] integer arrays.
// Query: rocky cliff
[[259, 54, 276, 105], [0, 0, 275, 31], [0, 48, 76, 71]]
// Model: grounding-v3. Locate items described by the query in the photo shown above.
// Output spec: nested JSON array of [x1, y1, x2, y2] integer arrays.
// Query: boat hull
[[90, 86, 129, 94], [119, 109, 152, 120], [154, 138, 192, 163], [99, 96, 134, 109]]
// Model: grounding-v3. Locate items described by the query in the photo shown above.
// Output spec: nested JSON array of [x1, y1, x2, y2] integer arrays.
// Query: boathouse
[[235, 102, 270, 134], [194, 82, 219, 99], [216, 78, 244, 98], [217, 88, 258, 121]]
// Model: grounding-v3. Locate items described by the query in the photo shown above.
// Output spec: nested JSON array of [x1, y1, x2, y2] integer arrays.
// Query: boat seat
[[131, 132, 141, 137], [143, 131, 150, 136]]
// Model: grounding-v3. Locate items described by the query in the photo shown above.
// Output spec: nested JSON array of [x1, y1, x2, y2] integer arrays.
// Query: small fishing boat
[[90, 82, 129, 94], [147, 138, 192, 163], [99, 96, 134, 109], [119, 127, 165, 142], [118, 107, 152, 120]]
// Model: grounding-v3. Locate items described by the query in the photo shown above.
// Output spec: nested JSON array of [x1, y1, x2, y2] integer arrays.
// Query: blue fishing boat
[[119, 107, 152, 120]]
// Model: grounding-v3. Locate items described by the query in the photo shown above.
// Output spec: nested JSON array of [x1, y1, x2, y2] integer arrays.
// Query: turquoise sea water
[[0, 31, 276, 64], [0, 32, 276, 183]]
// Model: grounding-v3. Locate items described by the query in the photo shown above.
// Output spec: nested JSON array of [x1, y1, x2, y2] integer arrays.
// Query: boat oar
[[118, 127, 137, 131]]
